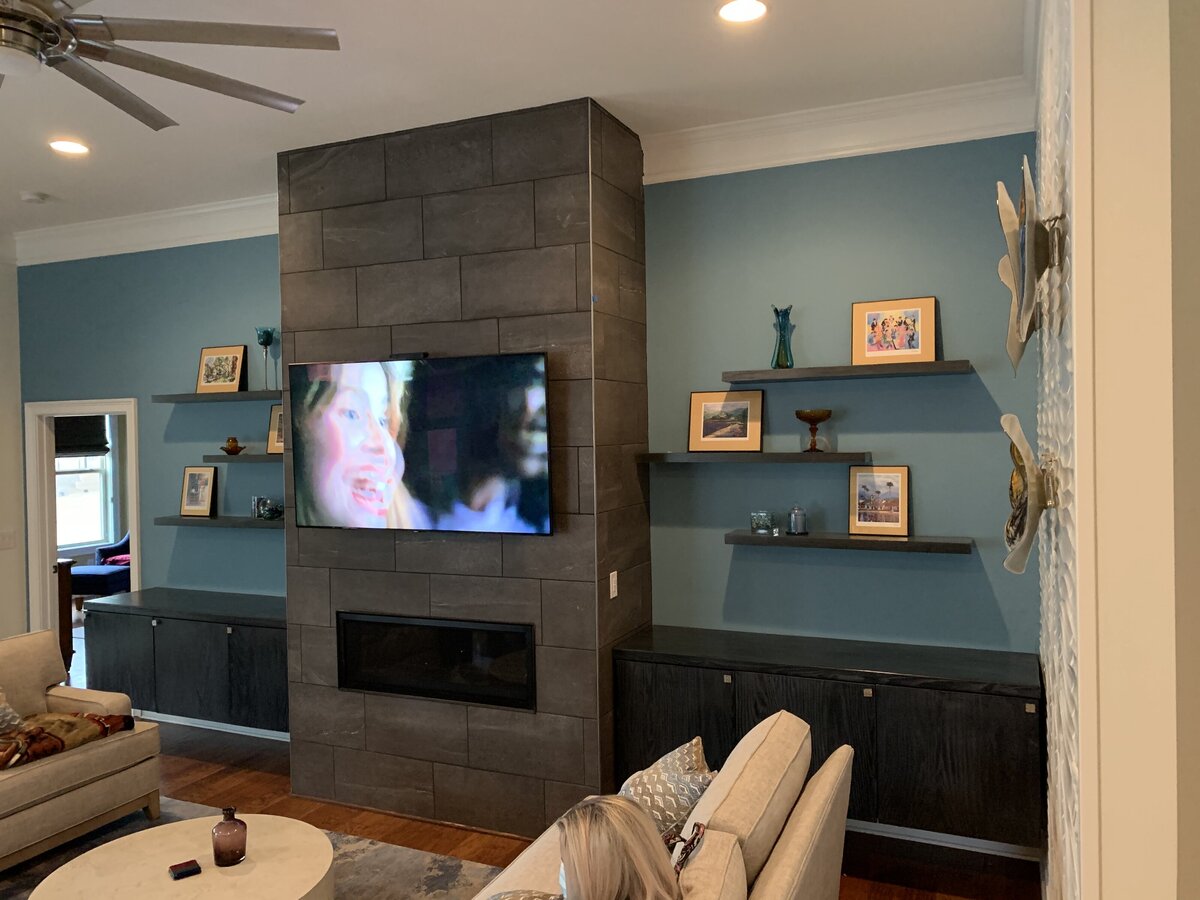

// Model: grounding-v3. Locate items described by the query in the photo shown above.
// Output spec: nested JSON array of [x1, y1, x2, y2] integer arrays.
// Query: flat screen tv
[[288, 353, 550, 535]]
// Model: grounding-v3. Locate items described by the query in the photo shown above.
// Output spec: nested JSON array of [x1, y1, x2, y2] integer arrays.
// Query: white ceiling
[[0, 0, 1032, 238]]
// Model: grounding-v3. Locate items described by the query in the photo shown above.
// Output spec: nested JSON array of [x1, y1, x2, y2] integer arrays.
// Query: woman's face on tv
[[307, 364, 401, 527]]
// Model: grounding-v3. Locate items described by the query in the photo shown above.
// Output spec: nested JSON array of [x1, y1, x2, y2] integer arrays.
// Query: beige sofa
[[475, 711, 853, 900], [0, 629, 160, 871]]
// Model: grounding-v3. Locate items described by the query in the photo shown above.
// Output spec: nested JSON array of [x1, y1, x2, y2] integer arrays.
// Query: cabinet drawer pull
[[151, 619, 158, 627], [226, 626, 233, 635], [863, 688, 874, 698], [722, 674, 732, 684], [1025, 703, 1037, 714]]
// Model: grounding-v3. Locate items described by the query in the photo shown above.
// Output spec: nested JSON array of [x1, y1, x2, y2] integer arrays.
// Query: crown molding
[[642, 76, 1036, 185], [14, 194, 279, 267]]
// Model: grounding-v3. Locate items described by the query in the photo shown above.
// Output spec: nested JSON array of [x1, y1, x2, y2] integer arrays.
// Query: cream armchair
[[0, 629, 160, 871]]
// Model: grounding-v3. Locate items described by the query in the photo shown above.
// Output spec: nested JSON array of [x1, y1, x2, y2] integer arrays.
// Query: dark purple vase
[[212, 806, 247, 867]]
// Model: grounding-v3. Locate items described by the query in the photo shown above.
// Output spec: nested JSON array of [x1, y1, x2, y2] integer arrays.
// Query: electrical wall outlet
[[609, 571, 618, 599], [0, 531, 15, 551]]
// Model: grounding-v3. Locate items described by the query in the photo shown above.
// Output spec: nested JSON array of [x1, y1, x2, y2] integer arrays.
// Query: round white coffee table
[[31, 814, 334, 899]]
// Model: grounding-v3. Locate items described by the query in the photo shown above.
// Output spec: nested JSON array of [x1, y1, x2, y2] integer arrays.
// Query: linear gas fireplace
[[336, 612, 536, 710]]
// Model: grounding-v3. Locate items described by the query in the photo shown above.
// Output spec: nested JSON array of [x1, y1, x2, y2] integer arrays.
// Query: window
[[56, 452, 116, 550]]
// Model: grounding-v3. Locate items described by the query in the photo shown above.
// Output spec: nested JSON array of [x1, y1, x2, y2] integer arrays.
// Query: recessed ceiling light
[[718, 0, 767, 23], [49, 140, 89, 156]]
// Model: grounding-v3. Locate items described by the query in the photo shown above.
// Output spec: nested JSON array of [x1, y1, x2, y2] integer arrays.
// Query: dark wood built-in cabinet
[[614, 625, 1045, 848], [85, 587, 288, 733]]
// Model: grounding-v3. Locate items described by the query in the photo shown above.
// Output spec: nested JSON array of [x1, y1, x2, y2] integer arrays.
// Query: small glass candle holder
[[750, 510, 774, 534]]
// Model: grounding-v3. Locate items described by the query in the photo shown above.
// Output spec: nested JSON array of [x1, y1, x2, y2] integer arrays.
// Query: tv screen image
[[288, 353, 550, 535]]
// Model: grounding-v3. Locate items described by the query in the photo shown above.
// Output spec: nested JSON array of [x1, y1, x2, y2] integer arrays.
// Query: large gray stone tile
[[541, 580, 596, 651], [423, 183, 535, 258], [334, 747, 435, 818], [598, 711, 615, 793], [281, 269, 357, 332], [434, 764, 545, 837], [322, 199, 422, 269], [536, 646, 598, 718], [300, 625, 337, 687], [287, 624, 303, 683], [357, 257, 461, 327], [575, 241, 593, 310], [593, 381, 647, 446], [499, 311, 591, 380], [468, 707, 585, 783], [330, 569, 430, 616], [600, 111, 644, 201], [292, 327, 391, 364], [394, 532, 502, 576], [277, 154, 291, 215], [548, 379, 593, 447], [289, 682, 365, 748], [365, 694, 469, 766], [592, 175, 639, 261], [594, 443, 649, 513], [597, 503, 651, 575], [279, 211, 322, 273], [588, 100, 605, 181], [391, 319, 499, 357], [461, 246, 576, 320], [287, 566, 330, 626], [594, 313, 647, 384], [492, 101, 589, 183], [503, 514, 596, 583], [599, 561, 651, 647], [385, 119, 492, 198], [286, 521, 299, 566], [430, 575, 541, 635], [618, 256, 647, 323], [578, 447, 595, 513], [289, 140, 386, 212], [290, 740, 333, 798], [550, 447, 579, 514], [589, 245, 620, 317], [545, 780, 595, 826], [297, 528, 396, 571], [535, 174, 590, 247]]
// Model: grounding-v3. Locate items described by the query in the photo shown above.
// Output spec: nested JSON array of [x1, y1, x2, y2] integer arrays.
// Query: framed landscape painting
[[267, 404, 285, 454], [849, 465, 909, 536], [196, 344, 247, 393], [851, 297, 936, 366], [180, 466, 217, 517], [688, 390, 763, 452]]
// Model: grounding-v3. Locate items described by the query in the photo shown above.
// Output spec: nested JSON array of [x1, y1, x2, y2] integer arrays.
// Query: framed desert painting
[[180, 466, 217, 517], [196, 345, 247, 393], [851, 297, 936, 366], [849, 465, 909, 536], [688, 390, 763, 452]]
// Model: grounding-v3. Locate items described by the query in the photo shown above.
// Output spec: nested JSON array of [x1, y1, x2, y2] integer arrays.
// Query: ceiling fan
[[0, 0, 339, 130]]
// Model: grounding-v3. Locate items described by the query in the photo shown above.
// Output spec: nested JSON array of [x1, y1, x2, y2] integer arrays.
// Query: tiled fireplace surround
[[278, 99, 651, 837]]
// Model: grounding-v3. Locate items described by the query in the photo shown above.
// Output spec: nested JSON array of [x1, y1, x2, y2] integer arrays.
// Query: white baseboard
[[137, 710, 290, 743], [846, 818, 1044, 861]]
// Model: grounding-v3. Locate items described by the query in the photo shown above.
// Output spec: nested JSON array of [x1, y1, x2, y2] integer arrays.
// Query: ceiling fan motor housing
[[0, 2, 66, 67]]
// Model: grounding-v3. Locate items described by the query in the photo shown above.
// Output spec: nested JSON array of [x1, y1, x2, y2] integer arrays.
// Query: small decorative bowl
[[220, 437, 245, 456]]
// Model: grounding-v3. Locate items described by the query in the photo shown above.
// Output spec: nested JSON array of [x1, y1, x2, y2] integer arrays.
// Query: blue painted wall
[[19, 236, 285, 596], [644, 134, 1039, 652]]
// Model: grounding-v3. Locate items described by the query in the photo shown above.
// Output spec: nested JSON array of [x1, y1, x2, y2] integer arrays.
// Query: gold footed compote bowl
[[795, 409, 832, 453]]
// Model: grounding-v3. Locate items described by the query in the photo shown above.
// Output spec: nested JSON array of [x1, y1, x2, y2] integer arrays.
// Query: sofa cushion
[[679, 828, 747, 900], [0, 631, 68, 717], [620, 738, 715, 837], [0, 720, 159, 818], [471, 825, 563, 899], [673, 711, 812, 883]]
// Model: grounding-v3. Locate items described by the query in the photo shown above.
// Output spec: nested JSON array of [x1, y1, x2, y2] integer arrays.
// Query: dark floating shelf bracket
[[151, 391, 283, 404], [639, 452, 871, 465], [722, 359, 974, 384], [154, 515, 285, 530], [724, 529, 974, 555]]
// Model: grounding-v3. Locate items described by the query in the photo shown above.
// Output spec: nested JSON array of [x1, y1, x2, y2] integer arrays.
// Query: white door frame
[[24, 398, 142, 634]]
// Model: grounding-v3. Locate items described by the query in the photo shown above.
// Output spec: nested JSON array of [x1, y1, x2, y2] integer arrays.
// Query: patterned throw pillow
[[488, 893, 563, 900], [620, 737, 716, 838]]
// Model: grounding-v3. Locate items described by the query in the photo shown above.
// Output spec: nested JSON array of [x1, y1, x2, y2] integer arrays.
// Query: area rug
[[0, 797, 501, 899]]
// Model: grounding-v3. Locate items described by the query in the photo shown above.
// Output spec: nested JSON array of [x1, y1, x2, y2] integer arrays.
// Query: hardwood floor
[[156, 722, 1037, 898]]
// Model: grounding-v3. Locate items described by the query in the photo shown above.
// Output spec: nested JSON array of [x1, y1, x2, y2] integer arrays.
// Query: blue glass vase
[[771, 305, 794, 369]]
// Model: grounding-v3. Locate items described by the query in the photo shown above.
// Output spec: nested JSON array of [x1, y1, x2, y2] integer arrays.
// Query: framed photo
[[179, 466, 217, 518], [267, 404, 285, 454], [195, 345, 247, 393], [688, 390, 764, 452], [851, 297, 936, 366], [849, 465, 909, 536]]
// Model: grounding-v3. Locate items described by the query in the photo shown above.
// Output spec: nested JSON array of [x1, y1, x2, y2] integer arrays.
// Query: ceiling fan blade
[[66, 17, 339, 50], [76, 41, 304, 114], [25, 0, 92, 18], [46, 54, 177, 130]]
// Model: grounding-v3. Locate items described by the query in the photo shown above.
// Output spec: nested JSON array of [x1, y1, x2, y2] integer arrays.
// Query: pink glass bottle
[[212, 806, 247, 867]]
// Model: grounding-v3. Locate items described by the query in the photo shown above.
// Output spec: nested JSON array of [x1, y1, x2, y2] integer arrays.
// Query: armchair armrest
[[45, 684, 133, 717], [95, 533, 130, 565]]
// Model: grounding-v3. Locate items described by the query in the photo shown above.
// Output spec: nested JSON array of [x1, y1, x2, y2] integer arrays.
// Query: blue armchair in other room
[[70, 533, 131, 598]]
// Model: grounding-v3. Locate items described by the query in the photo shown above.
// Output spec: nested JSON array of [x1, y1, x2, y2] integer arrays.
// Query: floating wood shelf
[[201, 454, 283, 463], [722, 360, 974, 384], [154, 515, 284, 530], [724, 529, 974, 555], [639, 452, 870, 465], [151, 391, 282, 404]]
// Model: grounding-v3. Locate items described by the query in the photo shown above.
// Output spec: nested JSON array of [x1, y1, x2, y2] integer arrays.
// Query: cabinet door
[[876, 685, 1044, 846], [228, 625, 289, 732], [735, 672, 878, 822], [614, 660, 736, 782], [85, 611, 156, 710], [153, 618, 231, 723]]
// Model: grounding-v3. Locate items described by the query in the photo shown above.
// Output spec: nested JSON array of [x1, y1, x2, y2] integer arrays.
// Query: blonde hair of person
[[557, 796, 681, 900]]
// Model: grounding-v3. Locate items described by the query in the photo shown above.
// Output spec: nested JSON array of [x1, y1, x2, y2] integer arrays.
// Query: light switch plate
[[609, 571, 618, 599]]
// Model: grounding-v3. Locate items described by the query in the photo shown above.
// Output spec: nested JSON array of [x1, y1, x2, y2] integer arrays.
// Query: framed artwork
[[688, 390, 764, 452], [851, 297, 936, 366], [849, 465, 909, 536], [195, 345, 247, 393], [180, 466, 217, 517], [267, 404, 285, 454]]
